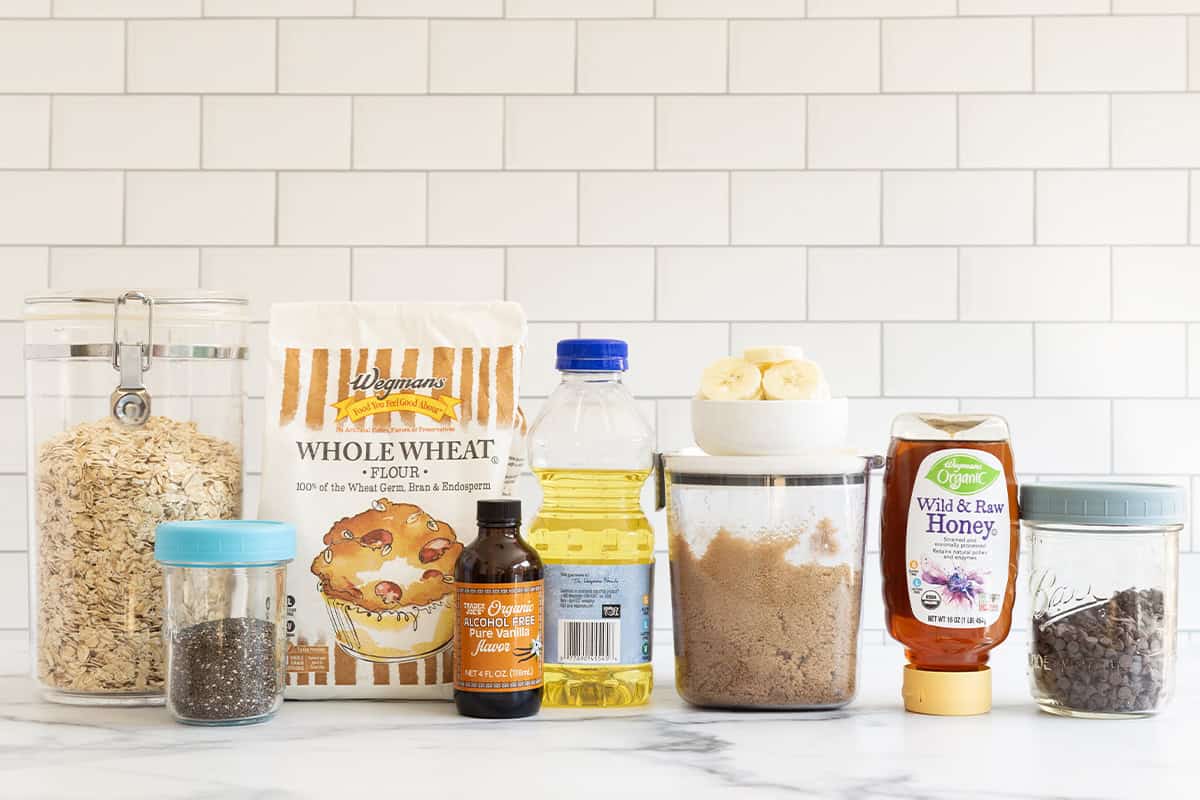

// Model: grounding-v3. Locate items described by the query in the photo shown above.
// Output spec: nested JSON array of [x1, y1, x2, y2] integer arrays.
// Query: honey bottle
[[880, 413, 1019, 716], [454, 499, 544, 719]]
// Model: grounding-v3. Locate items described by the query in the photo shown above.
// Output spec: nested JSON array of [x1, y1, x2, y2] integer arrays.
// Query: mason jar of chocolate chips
[[1021, 483, 1183, 719]]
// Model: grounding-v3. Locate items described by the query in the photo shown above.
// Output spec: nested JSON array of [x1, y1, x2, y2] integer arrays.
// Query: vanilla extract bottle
[[454, 499, 544, 719]]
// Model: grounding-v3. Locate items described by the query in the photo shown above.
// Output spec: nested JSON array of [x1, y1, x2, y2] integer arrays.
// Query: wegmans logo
[[330, 367, 461, 423], [925, 454, 1000, 496]]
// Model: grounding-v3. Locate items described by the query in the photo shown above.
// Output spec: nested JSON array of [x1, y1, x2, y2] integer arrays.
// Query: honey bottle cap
[[901, 665, 992, 716]]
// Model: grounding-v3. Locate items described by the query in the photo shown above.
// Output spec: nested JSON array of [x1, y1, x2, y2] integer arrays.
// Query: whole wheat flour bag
[[261, 303, 527, 699]]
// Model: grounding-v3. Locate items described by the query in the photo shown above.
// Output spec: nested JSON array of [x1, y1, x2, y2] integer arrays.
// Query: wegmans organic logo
[[925, 454, 1000, 496], [330, 367, 461, 423]]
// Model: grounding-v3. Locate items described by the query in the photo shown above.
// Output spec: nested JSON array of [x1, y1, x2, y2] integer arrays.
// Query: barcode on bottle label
[[557, 619, 620, 664]]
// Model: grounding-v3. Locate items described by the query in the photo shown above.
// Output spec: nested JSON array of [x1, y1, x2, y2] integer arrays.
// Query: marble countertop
[[0, 634, 1195, 800]]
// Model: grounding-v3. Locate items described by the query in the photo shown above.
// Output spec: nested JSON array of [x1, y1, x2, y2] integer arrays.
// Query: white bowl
[[690, 397, 849, 456]]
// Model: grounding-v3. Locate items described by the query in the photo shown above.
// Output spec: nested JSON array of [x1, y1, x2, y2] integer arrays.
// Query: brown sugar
[[670, 528, 861, 708]]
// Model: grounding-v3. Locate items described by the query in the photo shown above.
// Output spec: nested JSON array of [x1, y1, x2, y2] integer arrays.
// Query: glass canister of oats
[[24, 290, 247, 705]]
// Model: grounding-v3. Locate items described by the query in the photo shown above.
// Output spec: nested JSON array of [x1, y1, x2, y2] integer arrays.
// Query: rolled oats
[[36, 416, 241, 696]]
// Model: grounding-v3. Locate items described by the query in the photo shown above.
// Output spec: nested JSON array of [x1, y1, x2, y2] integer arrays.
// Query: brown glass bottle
[[880, 414, 1019, 715], [454, 499, 544, 719]]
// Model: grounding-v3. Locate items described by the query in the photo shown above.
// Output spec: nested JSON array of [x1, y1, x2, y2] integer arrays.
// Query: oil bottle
[[526, 339, 655, 708], [880, 413, 1019, 716]]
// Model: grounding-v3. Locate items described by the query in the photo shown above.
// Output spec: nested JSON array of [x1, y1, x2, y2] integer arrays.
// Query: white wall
[[2, 1, 1200, 645]]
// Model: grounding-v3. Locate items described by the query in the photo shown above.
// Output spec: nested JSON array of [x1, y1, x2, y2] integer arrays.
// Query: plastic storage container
[[156, 520, 295, 726], [526, 339, 656, 708], [658, 452, 878, 709], [24, 290, 247, 705], [1022, 482, 1182, 719]]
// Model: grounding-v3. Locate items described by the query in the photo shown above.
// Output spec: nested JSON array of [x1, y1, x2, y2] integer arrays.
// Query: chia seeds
[[1032, 588, 1169, 715], [168, 617, 281, 723]]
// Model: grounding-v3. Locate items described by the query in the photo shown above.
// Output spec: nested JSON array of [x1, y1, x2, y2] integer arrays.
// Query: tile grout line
[[348, 96, 355, 169], [198, 95, 205, 168], [274, 18, 280, 93], [45, 95, 54, 169]]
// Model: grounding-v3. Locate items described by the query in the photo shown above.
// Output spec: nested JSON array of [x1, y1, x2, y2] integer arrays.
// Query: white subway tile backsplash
[[960, 399, 1110, 474], [0, 172, 122, 245], [1113, 95, 1200, 168], [508, 248, 654, 321], [51, 248, 199, 289], [430, 172, 576, 246], [884, 323, 1033, 397], [808, 248, 956, 321], [128, 20, 274, 93], [657, 96, 805, 169], [0, 249, 48, 319], [959, 0, 1106, 12], [959, 247, 1110, 321], [207, 0, 353, 15], [1113, 248, 1200, 321], [658, 0, 804, 16], [201, 248, 350, 321], [53, 96, 198, 169], [1037, 171, 1189, 245], [506, 97, 653, 170], [0, 398, 25, 473], [359, 0, 499, 14], [0, 97, 48, 168], [581, 172, 728, 246], [808, 95, 954, 169], [0, 21, 122, 93], [0, 0, 47, 16], [57, 0, 199, 14], [278, 172, 425, 246], [353, 248, 504, 303], [0, 475, 27, 551], [1114, 400, 1200, 473], [733, 171, 880, 245], [959, 95, 1109, 169], [808, 0, 954, 15], [279, 19, 427, 94], [729, 20, 879, 94], [203, 96, 350, 169], [1036, 16, 1187, 92], [884, 171, 1034, 245], [127, 172, 274, 246], [732, 322, 882, 397], [0, 554, 28, 628], [1036, 323, 1186, 397], [4, 0, 1200, 633], [579, 322, 727, 397], [579, 21, 725, 94], [847, 398, 958, 456], [523, 322, 577, 396], [355, 97, 502, 170], [657, 247, 805, 321], [882, 18, 1032, 93], [509, 0, 650, 16], [432, 21, 574, 94]]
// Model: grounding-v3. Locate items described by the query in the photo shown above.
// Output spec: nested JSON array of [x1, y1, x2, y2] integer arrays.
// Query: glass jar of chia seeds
[[1021, 482, 1183, 719], [155, 521, 295, 726]]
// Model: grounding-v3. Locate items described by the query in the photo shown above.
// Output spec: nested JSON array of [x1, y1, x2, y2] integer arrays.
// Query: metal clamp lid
[[110, 291, 153, 426]]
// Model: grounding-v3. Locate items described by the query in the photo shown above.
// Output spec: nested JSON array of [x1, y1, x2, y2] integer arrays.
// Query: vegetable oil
[[526, 339, 655, 708]]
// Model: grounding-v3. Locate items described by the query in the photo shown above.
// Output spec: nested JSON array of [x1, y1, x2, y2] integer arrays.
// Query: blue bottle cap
[[555, 338, 629, 372], [155, 520, 296, 567]]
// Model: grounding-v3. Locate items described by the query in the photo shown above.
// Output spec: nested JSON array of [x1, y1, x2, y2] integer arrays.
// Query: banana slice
[[762, 359, 825, 401], [700, 357, 763, 401], [743, 345, 805, 366]]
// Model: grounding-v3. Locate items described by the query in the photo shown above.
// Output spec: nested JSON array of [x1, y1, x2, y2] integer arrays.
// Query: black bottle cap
[[477, 498, 521, 527]]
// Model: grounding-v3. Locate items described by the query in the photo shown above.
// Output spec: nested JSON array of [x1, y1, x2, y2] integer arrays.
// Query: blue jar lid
[[1020, 482, 1186, 528], [556, 338, 628, 372], [155, 520, 296, 566]]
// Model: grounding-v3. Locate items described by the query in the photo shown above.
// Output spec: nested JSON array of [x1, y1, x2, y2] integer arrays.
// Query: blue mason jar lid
[[1020, 482, 1186, 528], [556, 338, 629, 372], [155, 520, 296, 566]]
